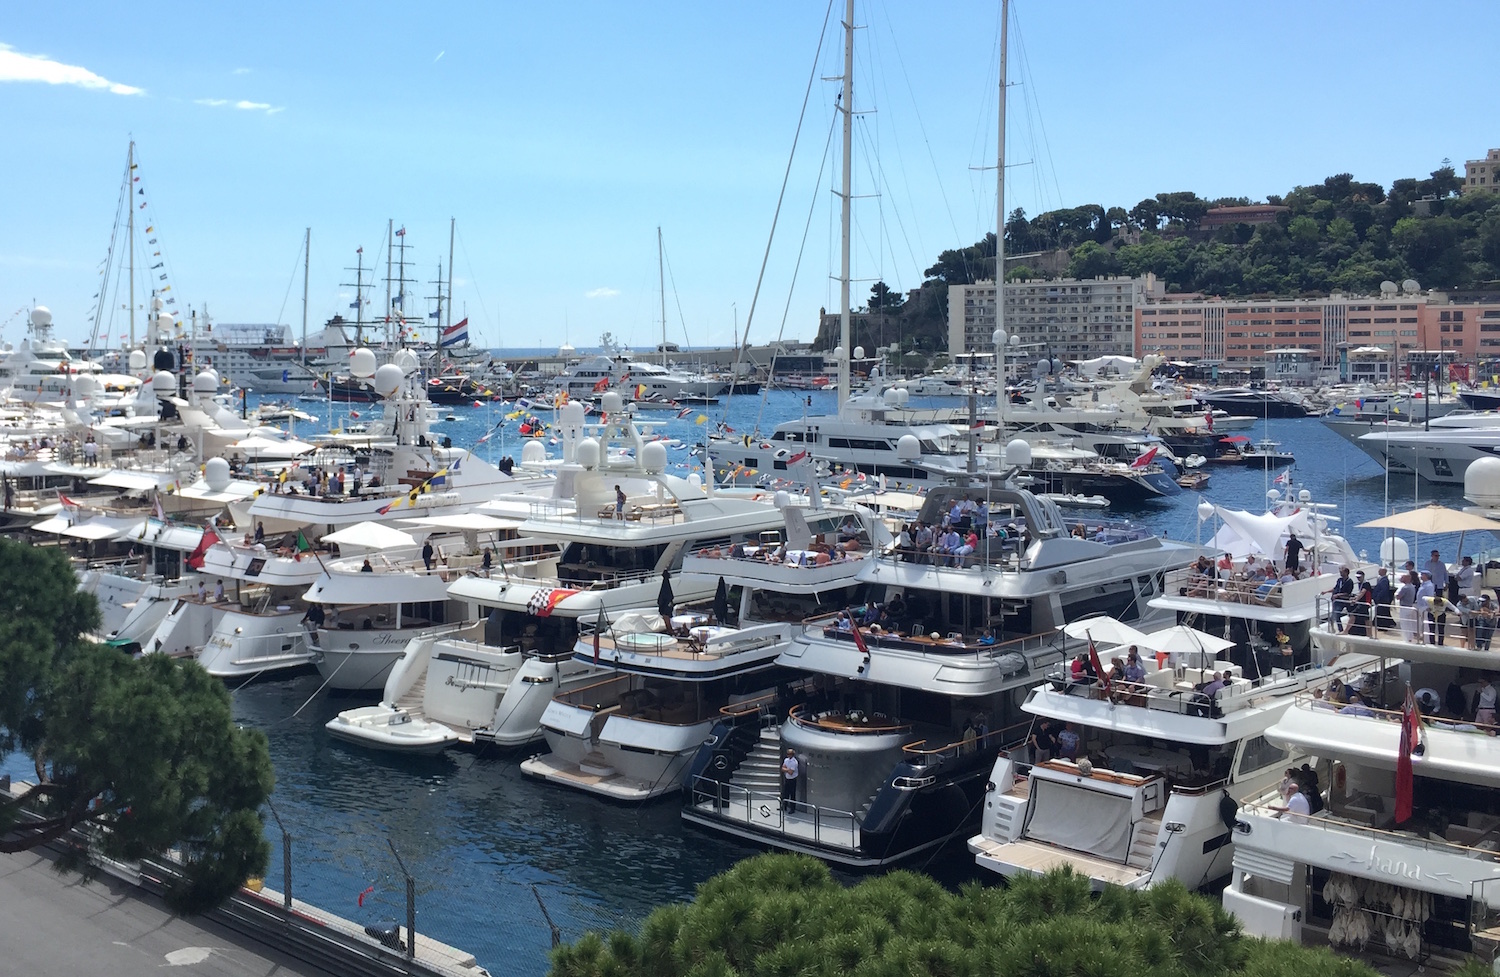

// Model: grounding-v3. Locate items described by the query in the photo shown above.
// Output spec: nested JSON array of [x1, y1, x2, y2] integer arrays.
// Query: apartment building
[[1463, 149, 1500, 195], [947, 274, 1160, 358]]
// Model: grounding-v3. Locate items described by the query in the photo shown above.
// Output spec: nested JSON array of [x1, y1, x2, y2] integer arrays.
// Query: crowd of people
[[1331, 550, 1497, 647], [891, 499, 1032, 568]]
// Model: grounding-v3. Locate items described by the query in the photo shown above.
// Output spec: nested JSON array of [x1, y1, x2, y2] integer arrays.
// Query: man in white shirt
[[1477, 676, 1497, 727], [780, 749, 800, 812], [1456, 556, 1479, 599], [1277, 787, 1310, 824]]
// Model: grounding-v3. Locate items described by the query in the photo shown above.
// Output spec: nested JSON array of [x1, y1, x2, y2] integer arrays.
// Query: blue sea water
[[5, 390, 1481, 976]]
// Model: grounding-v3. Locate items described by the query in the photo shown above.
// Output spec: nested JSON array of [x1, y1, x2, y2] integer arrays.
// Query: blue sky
[[3, 1, 1497, 352]]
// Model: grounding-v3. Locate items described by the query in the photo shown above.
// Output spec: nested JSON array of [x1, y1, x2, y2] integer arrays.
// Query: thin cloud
[[194, 98, 228, 107], [232, 67, 251, 75], [434, 50, 445, 62], [585, 287, 620, 299], [196, 96, 283, 115], [0, 42, 143, 96]]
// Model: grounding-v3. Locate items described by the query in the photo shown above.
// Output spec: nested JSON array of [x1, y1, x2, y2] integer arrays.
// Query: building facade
[[1463, 149, 1500, 195], [1134, 291, 1500, 374], [947, 274, 1160, 359]]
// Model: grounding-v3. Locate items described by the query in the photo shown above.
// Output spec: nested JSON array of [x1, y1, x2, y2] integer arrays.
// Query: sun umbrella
[[1138, 624, 1236, 668], [1359, 505, 1500, 535], [657, 569, 674, 618], [1060, 616, 1148, 648], [713, 576, 729, 624]]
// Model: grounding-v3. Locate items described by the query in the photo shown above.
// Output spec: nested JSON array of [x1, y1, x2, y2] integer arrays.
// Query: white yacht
[[0, 307, 139, 404], [522, 500, 888, 801], [546, 354, 728, 403], [1353, 425, 1500, 485], [681, 480, 1204, 867], [1225, 606, 1500, 960]]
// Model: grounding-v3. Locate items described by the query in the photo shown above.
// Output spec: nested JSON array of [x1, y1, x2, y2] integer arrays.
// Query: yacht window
[[1235, 735, 1289, 779], [1060, 581, 1138, 625]]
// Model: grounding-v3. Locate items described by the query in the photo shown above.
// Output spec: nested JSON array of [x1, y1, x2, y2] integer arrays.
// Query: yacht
[[0, 307, 139, 404], [1353, 424, 1500, 485], [969, 495, 1379, 890], [521, 500, 888, 801], [546, 354, 728, 403], [680, 479, 1204, 867], [1197, 386, 1315, 420], [1224, 602, 1500, 960]]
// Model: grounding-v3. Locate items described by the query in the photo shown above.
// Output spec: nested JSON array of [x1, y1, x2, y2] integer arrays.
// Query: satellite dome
[[151, 370, 176, 395], [1005, 439, 1032, 467], [193, 371, 218, 395], [349, 347, 377, 379], [521, 440, 546, 464], [392, 348, 420, 374], [774, 490, 791, 509], [640, 441, 667, 474], [128, 350, 147, 371], [687, 473, 703, 490], [151, 296, 164, 312], [73, 374, 98, 398], [561, 401, 586, 428], [575, 437, 601, 470], [1465, 456, 1500, 508], [896, 434, 921, 461], [204, 456, 231, 492], [373, 363, 404, 398], [601, 391, 623, 415], [29, 306, 52, 328]]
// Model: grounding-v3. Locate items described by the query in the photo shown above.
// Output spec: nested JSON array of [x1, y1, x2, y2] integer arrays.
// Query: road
[[0, 849, 332, 976]]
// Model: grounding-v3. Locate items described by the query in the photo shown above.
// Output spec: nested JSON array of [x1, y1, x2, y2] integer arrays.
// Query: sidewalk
[[0, 849, 334, 977]]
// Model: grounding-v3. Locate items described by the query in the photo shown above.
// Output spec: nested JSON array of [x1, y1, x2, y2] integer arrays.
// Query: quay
[[1, 782, 489, 977]]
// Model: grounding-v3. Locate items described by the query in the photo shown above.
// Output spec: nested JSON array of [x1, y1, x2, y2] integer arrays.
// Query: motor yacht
[[681, 479, 1204, 867]]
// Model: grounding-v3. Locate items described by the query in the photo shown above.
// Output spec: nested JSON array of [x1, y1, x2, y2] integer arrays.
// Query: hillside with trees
[[816, 164, 1500, 358]]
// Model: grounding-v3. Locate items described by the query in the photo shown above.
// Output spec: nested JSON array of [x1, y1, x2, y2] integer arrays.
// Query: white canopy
[[397, 513, 521, 532], [1074, 355, 1139, 377], [1061, 617, 1148, 647], [87, 469, 172, 491], [228, 435, 318, 459], [1138, 624, 1236, 658], [175, 476, 264, 503], [1211, 505, 1315, 559], [323, 521, 417, 551]]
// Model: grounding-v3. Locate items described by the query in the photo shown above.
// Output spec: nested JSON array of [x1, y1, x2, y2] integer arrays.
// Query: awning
[[323, 521, 417, 551], [175, 477, 263, 503], [397, 513, 521, 532], [87, 470, 171, 491]]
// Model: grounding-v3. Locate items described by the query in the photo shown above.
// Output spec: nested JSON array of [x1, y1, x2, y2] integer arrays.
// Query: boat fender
[[1218, 790, 1238, 830]]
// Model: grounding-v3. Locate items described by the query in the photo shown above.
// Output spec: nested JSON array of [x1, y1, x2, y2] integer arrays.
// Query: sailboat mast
[[447, 217, 455, 333], [836, 0, 854, 415], [658, 226, 667, 368], [994, 0, 1009, 428], [385, 218, 393, 346], [128, 140, 135, 348], [301, 227, 310, 364]]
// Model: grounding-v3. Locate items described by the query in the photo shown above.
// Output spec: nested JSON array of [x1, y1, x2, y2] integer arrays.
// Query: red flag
[[1088, 637, 1110, 694], [358, 885, 375, 907], [850, 616, 869, 658], [1395, 686, 1421, 824], [1129, 446, 1158, 469], [592, 375, 610, 393], [57, 491, 80, 510], [787, 449, 808, 465], [185, 528, 219, 571]]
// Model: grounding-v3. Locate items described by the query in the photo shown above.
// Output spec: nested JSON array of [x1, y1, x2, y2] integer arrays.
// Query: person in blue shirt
[[1122, 647, 1146, 684]]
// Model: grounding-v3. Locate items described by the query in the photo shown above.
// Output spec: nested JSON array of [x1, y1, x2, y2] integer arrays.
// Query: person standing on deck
[[780, 749, 800, 812]]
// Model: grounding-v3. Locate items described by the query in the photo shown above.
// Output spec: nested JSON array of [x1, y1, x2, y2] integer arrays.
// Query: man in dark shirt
[[1284, 532, 1303, 573]]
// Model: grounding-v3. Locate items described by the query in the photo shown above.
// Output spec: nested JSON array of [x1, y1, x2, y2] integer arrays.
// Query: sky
[[3, 1, 1497, 353]]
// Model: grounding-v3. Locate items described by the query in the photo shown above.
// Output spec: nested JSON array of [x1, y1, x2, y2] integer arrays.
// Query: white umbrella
[[1061, 616, 1148, 647], [322, 521, 417, 551], [1139, 624, 1236, 668], [1360, 505, 1500, 534]]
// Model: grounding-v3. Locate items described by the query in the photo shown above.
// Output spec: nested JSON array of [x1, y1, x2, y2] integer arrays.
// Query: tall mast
[[446, 217, 455, 332], [385, 218, 393, 346], [128, 140, 136, 348], [301, 227, 310, 364], [994, 0, 1009, 427], [836, 0, 854, 415], [341, 249, 368, 346], [658, 226, 667, 367]]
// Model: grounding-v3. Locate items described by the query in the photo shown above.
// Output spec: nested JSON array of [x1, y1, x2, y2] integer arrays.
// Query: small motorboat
[[1175, 471, 1212, 490], [1181, 454, 1208, 469], [324, 705, 463, 755], [1040, 492, 1110, 510]]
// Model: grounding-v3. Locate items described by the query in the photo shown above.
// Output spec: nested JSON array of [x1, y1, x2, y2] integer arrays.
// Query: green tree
[[549, 855, 1382, 977], [1068, 240, 1121, 280], [867, 280, 904, 312], [0, 538, 274, 913]]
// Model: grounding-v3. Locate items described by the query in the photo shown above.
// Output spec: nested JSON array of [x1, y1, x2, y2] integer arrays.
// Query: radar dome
[[1005, 439, 1032, 467], [1380, 280, 1398, 295], [521, 440, 546, 464], [128, 350, 147, 371], [29, 306, 52, 328], [373, 363, 404, 398], [884, 388, 901, 407], [774, 490, 791, 509], [561, 401, 586, 428], [349, 347, 377, 379], [73, 374, 98, 398], [894, 388, 910, 407], [204, 456, 231, 492], [153, 348, 175, 372], [193, 371, 219, 395], [640, 441, 667, 474], [1379, 536, 1411, 567], [151, 297, 164, 312], [392, 348, 420, 374], [575, 437, 601, 470], [687, 473, 703, 490], [854, 346, 865, 359], [152, 370, 176, 395], [601, 391, 623, 415], [1402, 279, 1420, 294], [1465, 456, 1500, 508], [896, 434, 921, 461]]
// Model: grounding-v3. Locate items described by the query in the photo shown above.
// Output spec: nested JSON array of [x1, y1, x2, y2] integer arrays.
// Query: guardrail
[[689, 775, 863, 853]]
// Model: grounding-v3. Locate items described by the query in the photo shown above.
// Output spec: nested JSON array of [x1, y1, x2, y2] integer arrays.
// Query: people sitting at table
[[1069, 652, 1095, 686], [1121, 647, 1146, 684], [834, 611, 853, 632]]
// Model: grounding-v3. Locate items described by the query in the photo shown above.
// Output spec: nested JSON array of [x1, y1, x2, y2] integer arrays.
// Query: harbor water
[[6, 388, 1481, 976]]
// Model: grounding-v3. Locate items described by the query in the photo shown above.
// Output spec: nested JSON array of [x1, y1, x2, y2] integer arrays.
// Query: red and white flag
[[787, 449, 809, 465], [1395, 685, 1423, 824], [57, 491, 80, 511], [1088, 636, 1110, 694], [1129, 446, 1158, 469]]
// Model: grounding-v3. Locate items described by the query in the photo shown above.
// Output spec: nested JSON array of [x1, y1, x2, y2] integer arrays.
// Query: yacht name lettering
[[1330, 845, 1425, 882]]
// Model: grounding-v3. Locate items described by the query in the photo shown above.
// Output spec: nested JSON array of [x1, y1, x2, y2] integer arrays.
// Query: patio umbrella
[[1061, 616, 1148, 648], [1359, 505, 1500, 535], [713, 576, 729, 624], [1138, 624, 1236, 669], [657, 569, 674, 618]]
